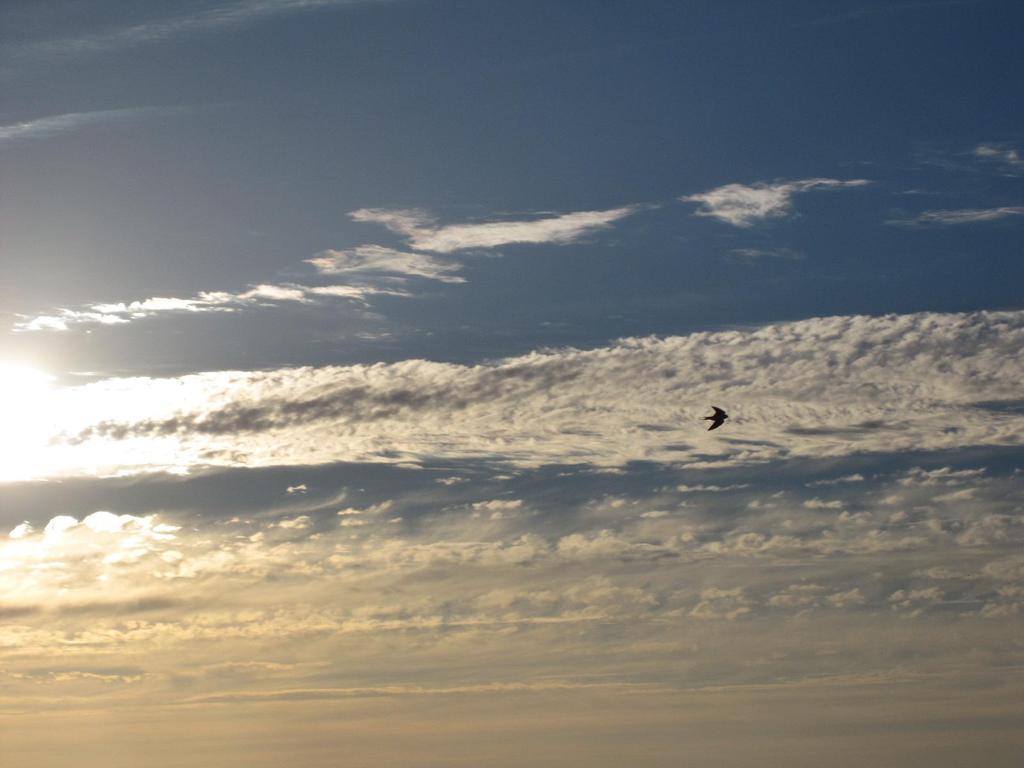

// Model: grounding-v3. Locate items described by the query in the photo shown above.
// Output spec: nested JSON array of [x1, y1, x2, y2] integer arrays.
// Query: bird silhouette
[[703, 406, 728, 431]]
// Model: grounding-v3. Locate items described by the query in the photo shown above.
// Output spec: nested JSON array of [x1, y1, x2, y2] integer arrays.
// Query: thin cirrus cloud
[[973, 143, 1024, 175], [887, 206, 1024, 227], [17, 309, 1023, 481], [680, 178, 872, 227], [9, 0, 400, 59], [0, 106, 183, 146], [305, 244, 466, 283], [349, 206, 639, 253], [727, 247, 805, 262], [14, 281, 407, 333]]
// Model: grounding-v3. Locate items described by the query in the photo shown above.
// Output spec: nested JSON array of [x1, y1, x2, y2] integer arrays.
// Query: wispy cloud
[[0, 107, 182, 146], [349, 206, 639, 253], [973, 143, 1024, 175], [11, 0, 399, 58], [887, 206, 1024, 227], [810, 0, 983, 26], [305, 244, 465, 283], [14, 281, 407, 333], [681, 178, 871, 227], [726, 247, 805, 262]]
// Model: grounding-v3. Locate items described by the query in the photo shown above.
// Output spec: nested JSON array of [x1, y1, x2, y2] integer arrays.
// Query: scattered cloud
[[305, 244, 465, 283], [349, 206, 638, 253], [887, 206, 1024, 227], [680, 178, 871, 227], [15, 201, 640, 334]]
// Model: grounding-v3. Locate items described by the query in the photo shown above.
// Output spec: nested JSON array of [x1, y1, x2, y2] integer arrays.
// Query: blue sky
[[0, 2, 1022, 766], [3, 0, 1022, 372]]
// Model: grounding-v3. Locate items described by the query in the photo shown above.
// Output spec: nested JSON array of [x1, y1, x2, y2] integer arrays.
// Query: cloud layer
[[9, 309, 1021, 480], [1, 454, 1021, 766]]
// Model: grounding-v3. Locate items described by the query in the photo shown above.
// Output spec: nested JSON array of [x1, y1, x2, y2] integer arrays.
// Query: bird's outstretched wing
[[704, 406, 728, 431]]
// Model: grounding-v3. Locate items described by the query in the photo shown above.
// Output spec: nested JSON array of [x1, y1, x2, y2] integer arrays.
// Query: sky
[[0, 1, 1022, 765]]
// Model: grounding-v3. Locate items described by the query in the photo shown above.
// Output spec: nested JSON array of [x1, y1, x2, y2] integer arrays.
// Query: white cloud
[[349, 206, 638, 253], [43, 515, 80, 536], [681, 178, 871, 227], [305, 245, 465, 283], [348, 208, 433, 236], [8, 522, 34, 539], [239, 284, 309, 302], [887, 206, 1024, 226], [803, 498, 843, 509]]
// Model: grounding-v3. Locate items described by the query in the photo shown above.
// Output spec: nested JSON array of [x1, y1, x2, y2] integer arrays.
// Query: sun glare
[[0, 362, 58, 481]]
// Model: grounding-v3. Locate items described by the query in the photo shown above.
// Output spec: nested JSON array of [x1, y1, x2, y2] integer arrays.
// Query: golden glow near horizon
[[0, 318, 1022, 767]]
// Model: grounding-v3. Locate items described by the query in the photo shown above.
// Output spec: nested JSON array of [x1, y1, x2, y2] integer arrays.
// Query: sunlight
[[0, 362, 59, 482]]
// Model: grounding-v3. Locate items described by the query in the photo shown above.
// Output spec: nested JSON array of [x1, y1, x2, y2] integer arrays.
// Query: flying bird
[[703, 406, 728, 431]]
